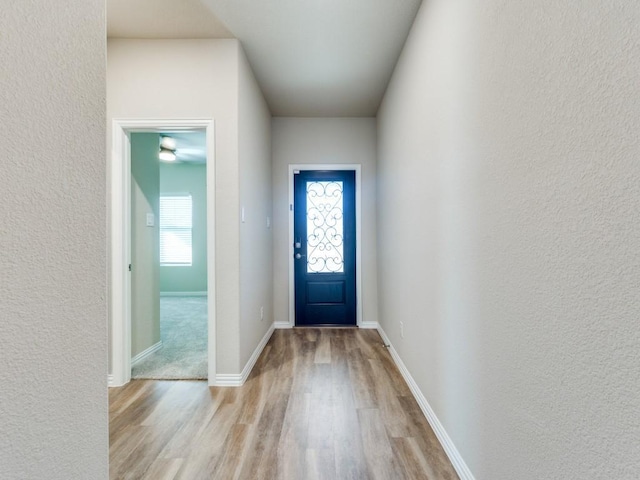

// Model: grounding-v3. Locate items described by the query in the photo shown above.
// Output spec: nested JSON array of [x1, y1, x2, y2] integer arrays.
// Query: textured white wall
[[377, 0, 640, 479], [238, 47, 274, 367], [271, 118, 378, 326], [0, 1, 107, 479], [108, 39, 241, 373]]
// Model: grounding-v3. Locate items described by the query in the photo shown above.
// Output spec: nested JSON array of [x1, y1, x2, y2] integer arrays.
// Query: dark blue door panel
[[294, 170, 356, 326]]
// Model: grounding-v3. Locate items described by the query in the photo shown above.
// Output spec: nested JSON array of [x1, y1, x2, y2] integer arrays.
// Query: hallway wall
[[0, 1, 107, 478], [108, 38, 273, 376], [271, 118, 378, 326], [238, 47, 273, 370], [108, 39, 241, 374], [376, 0, 640, 478]]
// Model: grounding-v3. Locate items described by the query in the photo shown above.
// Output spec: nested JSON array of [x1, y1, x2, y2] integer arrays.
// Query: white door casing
[[110, 119, 216, 387], [280, 164, 371, 329]]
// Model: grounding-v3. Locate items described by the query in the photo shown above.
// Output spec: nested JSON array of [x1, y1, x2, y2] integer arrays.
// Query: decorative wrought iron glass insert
[[306, 181, 344, 273]]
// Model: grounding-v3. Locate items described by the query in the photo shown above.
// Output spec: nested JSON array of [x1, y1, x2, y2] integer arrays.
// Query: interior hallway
[[4, 1, 638, 479], [109, 329, 458, 479]]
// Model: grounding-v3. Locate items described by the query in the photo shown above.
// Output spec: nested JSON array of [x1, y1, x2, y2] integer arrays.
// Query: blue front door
[[294, 170, 356, 326]]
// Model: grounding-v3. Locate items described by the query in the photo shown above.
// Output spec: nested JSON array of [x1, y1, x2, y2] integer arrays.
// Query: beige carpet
[[131, 296, 207, 380]]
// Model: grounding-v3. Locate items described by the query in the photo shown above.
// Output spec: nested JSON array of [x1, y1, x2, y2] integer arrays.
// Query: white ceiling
[[107, 0, 233, 39], [108, 0, 422, 117]]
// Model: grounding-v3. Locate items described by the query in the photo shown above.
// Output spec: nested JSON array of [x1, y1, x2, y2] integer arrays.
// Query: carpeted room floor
[[131, 296, 208, 380]]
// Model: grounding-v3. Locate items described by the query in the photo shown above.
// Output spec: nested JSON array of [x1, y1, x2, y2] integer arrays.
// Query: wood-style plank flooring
[[109, 328, 459, 480]]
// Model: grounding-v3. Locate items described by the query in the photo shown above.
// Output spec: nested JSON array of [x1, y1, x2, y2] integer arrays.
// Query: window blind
[[160, 195, 192, 266]]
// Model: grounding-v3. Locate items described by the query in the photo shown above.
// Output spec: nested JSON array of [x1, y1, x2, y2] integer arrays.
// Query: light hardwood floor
[[109, 328, 459, 480]]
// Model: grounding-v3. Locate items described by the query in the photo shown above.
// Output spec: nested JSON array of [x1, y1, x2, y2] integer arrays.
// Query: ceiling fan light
[[159, 147, 176, 162], [160, 136, 177, 150]]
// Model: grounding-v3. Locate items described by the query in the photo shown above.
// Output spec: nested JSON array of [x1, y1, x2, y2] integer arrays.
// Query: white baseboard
[[275, 321, 374, 329], [131, 341, 162, 366], [160, 291, 207, 297], [359, 321, 379, 329], [215, 323, 275, 387], [377, 326, 476, 480], [214, 373, 243, 387]]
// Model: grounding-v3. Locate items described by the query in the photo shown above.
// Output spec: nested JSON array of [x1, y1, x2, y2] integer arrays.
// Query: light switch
[[241, 207, 245, 223], [146, 213, 155, 227], [266, 216, 271, 228]]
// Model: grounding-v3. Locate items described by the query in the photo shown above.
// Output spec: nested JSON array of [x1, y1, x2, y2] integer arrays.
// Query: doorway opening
[[288, 164, 363, 327], [129, 131, 208, 379], [110, 119, 216, 387]]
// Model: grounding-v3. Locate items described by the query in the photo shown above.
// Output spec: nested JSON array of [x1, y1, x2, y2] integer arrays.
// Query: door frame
[[287, 164, 363, 328], [110, 118, 216, 387]]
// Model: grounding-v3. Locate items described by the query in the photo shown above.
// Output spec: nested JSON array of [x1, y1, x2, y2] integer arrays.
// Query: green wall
[[130, 133, 161, 357], [160, 162, 208, 293]]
